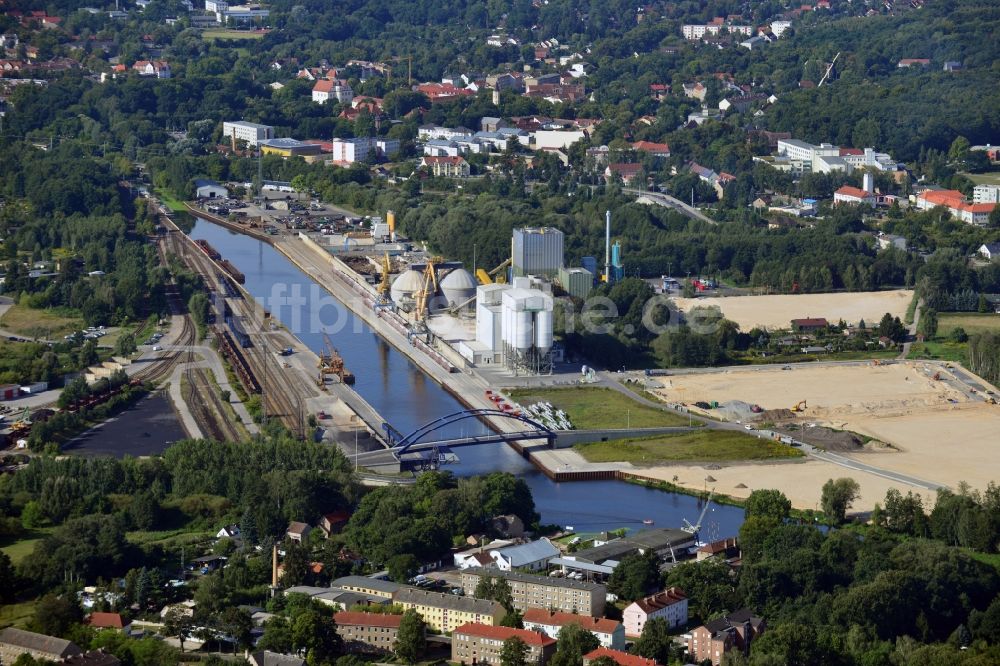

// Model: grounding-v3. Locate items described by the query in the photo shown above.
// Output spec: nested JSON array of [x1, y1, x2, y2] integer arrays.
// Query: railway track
[[182, 366, 244, 442]]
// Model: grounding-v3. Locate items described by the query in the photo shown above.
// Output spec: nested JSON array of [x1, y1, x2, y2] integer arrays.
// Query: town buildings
[[916, 189, 996, 226], [686, 609, 765, 666], [222, 121, 274, 147], [973, 184, 1000, 204], [312, 79, 353, 104], [421, 155, 471, 177], [523, 610, 625, 649], [332, 137, 400, 165], [622, 588, 688, 636], [394, 587, 504, 633], [0, 628, 83, 663], [583, 647, 659, 666], [334, 611, 404, 655], [331, 576, 400, 599], [487, 538, 560, 571], [460, 569, 606, 616], [833, 185, 876, 207], [452, 624, 557, 666]]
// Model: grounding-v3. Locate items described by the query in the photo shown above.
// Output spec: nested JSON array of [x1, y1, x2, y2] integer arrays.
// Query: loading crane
[[413, 258, 442, 322], [475, 258, 511, 285], [318, 332, 353, 385], [374, 252, 393, 310], [682, 488, 715, 542]]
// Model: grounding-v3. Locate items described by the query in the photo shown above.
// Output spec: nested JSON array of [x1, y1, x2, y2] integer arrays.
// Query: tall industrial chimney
[[604, 210, 611, 284]]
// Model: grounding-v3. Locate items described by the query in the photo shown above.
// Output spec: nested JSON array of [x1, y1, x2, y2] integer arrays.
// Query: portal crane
[[374, 252, 393, 309], [413, 258, 442, 321]]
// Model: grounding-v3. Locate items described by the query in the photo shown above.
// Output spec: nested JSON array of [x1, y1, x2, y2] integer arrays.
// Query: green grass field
[[0, 599, 37, 628], [575, 430, 804, 464], [0, 304, 84, 339], [504, 386, 692, 429], [154, 187, 189, 214], [909, 313, 1000, 364], [1, 528, 52, 565], [202, 29, 267, 41], [962, 171, 1000, 186]]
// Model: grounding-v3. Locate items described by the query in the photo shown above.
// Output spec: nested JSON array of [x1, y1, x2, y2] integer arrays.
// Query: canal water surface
[[190, 219, 745, 536]]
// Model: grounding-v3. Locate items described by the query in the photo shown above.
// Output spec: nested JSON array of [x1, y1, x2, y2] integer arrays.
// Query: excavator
[[791, 400, 808, 412], [476, 258, 511, 285]]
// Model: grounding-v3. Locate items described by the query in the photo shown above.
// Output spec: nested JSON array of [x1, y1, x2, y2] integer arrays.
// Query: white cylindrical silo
[[501, 301, 513, 345], [535, 309, 553, 351], [515, 310, 533, 350]]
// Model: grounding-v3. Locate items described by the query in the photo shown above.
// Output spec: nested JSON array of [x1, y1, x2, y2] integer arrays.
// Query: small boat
[[642, 519, 654, 525]]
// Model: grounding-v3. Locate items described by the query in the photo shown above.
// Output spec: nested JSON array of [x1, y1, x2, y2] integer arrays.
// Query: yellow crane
[[414, 258, 441, 321], [791, 400, 807, 412], [476, 258, 511, 285]]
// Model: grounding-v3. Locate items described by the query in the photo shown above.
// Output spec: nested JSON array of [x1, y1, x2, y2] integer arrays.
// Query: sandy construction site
[[672, 289, 913, 330], [652, 361, 1000, 501]]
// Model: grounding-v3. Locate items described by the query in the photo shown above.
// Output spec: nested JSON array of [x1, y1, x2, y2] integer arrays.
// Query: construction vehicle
[[932, 372, 941, 380], [791, 400, 807, 412], [11, 407, 31, 430], [476, 258, 511, 285]]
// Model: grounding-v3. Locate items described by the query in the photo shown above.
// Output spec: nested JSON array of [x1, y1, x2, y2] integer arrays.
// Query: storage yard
[[672, 289, 914, 330], [650, 361, 1000, 494]]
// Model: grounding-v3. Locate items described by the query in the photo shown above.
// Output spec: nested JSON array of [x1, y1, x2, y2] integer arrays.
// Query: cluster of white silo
[[469, 277, 554, 375], [390, 266, 478, 313]]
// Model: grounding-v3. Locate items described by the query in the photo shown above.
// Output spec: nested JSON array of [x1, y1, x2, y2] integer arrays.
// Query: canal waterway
[[190, 219, 745, 536]]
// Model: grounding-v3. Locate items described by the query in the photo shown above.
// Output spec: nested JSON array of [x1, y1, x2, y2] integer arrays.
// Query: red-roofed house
[[605, 163, 643, 185], [791, 318, 828, 332], [422, 155, 470, 177], [916, 189, 996, 226], [416, 82, 474, 102], [649, 83, 669, 101], [631, 141, 670, 158], [87, 613, 128, 631], [523, 610, 625, 649], [41, 16, 62, 28], [313, 79, 353, 104], [334, 611, 405, 655], [583, 647, 660, 666], [452, 624, 557, 666], [318, 510, 351, 536], [833, 185, 876, 207], [623, 588, 688, 637], [898, 58, 931, 68]]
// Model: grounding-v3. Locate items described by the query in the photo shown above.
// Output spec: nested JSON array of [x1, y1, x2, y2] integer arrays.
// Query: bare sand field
[[673, 289, 913, 330], [640, 460, 936, 512], [652, 362, 1000, 499]]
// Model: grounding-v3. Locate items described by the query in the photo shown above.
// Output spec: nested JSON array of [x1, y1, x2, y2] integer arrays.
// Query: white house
[[312, 79, 353, 104], [222, 120, 274, 147], [523, 609, 625, 650], [216, 524, 241, 539], [489, 538, 560, 571], [194, 178, 228, 198], [980, 242, 1000, 261], [973, 184, 1000, 204], [622, 588, 688, 637]]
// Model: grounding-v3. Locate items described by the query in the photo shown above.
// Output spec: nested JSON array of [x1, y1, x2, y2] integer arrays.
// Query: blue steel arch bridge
[[373, 408, 555, 471]]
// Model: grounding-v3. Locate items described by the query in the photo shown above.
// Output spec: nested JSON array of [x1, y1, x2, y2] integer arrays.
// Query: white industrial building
[[193, 178, 228, 198], [222, 120, 274, 147], [459, 278, 555, 374]]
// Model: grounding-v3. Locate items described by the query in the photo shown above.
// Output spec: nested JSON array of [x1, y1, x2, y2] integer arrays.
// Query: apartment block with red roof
[[422, 155, 470, 177], [622, 588, 688, 637], [583, 647, 660, 666], [452, 624, 557, 666], [522, 610, 625, 650], [631, 141, 670, 158], [334, 611, 406, 655], [916, 189, 996, 226]]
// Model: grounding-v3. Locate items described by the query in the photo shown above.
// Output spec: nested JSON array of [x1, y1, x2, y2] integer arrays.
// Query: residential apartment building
[[523, 610, 625, 650], [331, 137, 400, 165], [622, 588, 688, 637], [222, 121, 274, 147], [460, 569, 606, 616], [422, 155, 471, 177], [974, 184, 1000, 204], [833, 185, 876, 207], [686, 609, 765, 666], [583, 647, 659, 666], [331, 576, 400, 599], [394, 588, 503, 633], [333, 611, 404, 655], [916, 189, 996, 226], [452, 624, 556, 666]]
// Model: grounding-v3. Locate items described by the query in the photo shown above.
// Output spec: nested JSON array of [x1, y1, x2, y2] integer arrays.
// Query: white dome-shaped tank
[[390, 269, 424, 308], [440, 268, 478, 309]]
